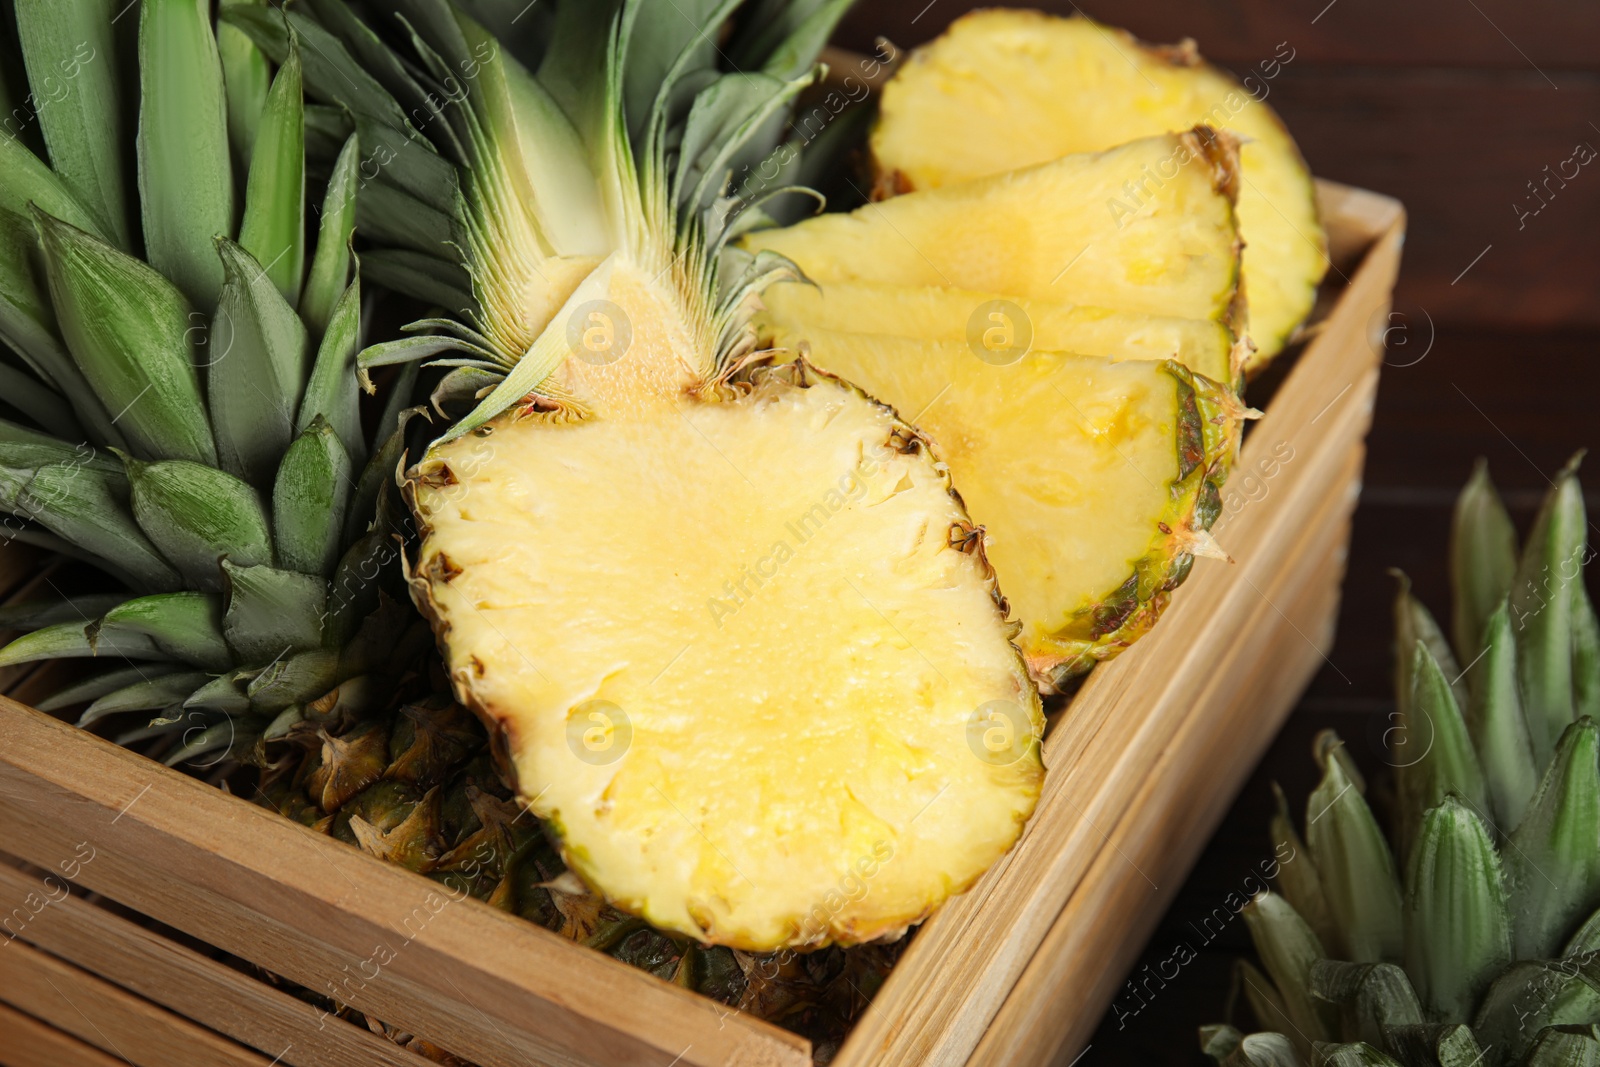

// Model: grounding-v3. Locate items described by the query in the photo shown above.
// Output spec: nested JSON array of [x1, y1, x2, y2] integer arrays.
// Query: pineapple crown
[[0, 0, 419, 766], [222, 0, 855, 441], [1206, 456, 1600, 1067]]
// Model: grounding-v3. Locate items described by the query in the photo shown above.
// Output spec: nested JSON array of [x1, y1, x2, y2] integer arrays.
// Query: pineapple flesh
[[868, 10, 1325, 367], [743, 130, 1247, 685], [408, 332, 1043, 951]]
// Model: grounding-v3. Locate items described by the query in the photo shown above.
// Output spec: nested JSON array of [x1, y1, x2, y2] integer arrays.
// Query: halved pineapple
[[774, 333, 1241, 686], [747, 128, 1244, 324], [761, 281, 1238, 385], [868, 10, 1325, 367], [408, 360, 1042, 950], [742, 128, 1247, 684]]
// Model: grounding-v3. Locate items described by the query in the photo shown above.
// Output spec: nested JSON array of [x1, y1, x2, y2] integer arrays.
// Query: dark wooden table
[[836, 2, 1600, 1060]]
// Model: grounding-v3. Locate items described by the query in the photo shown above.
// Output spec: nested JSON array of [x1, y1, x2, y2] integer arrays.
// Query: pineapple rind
[[405, 367, 1044, 951], [868, 9, 1323, 369]]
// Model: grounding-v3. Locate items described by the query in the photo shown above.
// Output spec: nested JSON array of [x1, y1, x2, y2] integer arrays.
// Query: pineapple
[[223, 0, 1045, 951], [742, 129, 1249, 687], [1204, 460, 1600, 1067], [866, 10, 1326, 368], [0, 0, 419, 765]]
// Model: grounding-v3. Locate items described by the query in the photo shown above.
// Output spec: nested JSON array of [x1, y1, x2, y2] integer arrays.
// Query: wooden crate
[[0, 180, 1402, 1067]]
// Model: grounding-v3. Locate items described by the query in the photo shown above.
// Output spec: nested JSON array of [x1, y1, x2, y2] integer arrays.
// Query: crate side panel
[[0, 1000, 129, 1067]]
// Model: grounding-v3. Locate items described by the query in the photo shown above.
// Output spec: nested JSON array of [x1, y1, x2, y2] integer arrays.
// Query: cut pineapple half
[[760, 280, 1239, 386], [744, 128, 1244, 326], [775, 331, 1241, 686], [409, 367, 1043, 950], [868, 9, 1325, 368]]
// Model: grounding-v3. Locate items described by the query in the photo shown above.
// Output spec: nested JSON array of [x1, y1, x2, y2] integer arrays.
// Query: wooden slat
[[0, 1000, 127, 1067], [830, 183, 1403, 1067], [970, 440, 1367, 1067], [0, 938, 270, 1067], [0, 712, 809, 1067], [0, 858, 433, 1067]]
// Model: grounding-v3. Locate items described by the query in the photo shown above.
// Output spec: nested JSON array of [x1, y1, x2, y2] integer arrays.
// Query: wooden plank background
[[841, 2, 1600, 1064]]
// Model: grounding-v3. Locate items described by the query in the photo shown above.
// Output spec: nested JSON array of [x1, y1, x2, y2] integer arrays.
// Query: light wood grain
[[0, 999, 129, 1067], [0, 700, 810, 1067], [0, 937, 272, 1066], [0, 857, 434, 1067], [829, 182, 1404, 1067]]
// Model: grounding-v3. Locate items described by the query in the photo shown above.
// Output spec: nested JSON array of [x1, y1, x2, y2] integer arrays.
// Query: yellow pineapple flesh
[[868, 9, 1325, 367], [406, 264, 1043, 951]]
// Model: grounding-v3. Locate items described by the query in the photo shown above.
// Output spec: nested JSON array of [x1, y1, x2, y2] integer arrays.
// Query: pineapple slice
[[409, 364, 1043, 951], [744, 129, 1243, 325], [776, 332, 1241, 685], [760, 281, 1238, 386], [868, 10, 1325, 368]]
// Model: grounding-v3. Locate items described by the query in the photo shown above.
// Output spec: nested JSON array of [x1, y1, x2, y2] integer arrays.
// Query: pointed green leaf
[[208, 237, 309, 485], [0, 134, 105, 239], [17, 462, 185, 591], [1403, 797, 1511, 1021], [358, 248, 475, 314], [354, 181, 460, 256], [0, 593, 126, 633], [273, 416, 351, 577], [1512, 457, 1587, 766], [125, 455, 273, 589], [299, 133, 359, 336], [1522, 1026, 1600, 1067], [0, 620, 168, 667], [756, 0, 854, 82], [247, 646, 338, 712], [1381, 1024, 1486, 1067], [35, 663, 184, 712], [326, 526, 391, 648], [221, 559, 327, 665], [1473, 961, 1600, 1066], [1311, 1043, 1403, 1067], [1505, 718, 1600, 959], [1451, 459, 1519, 670], [1228, 1033, 1304, 1067], [184, 673, 251, 715], [1306, 738, 1404, 963], [1307, 961, 1424, 1050], [218, 0, 270, 169], [33, 210, 216, 464], [1394, 571, 1469, 719], [1567, 907, 1600, 957], [94, 592, 230, 671], [238, 44, 305, 305], [1271, 782, 1337, 952], [299, 277, 365, 467], [1242, 892, 1338, 1051], [1234, 959, 1298, 1047], [1575, 580, 1600, 723], [138, 0, 234, 309], [1470, 601, 1541, 829], [14, 0, 130, 249], [0, 357, 80, 439], [1397, 642, 1488, 858], [79, 671, 210, 727], [1200, 1023, 1244, 1063], [162, 717, 237, 767]]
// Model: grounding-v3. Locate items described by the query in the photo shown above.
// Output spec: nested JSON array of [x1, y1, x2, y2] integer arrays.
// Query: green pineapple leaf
[[1380, 1023, 1487, 1067], [299, 277, 366, 467], [1236, 958, 1299, 1045], [1504, 717, 1600, 960], [1403, 797, 1512, 1021], [1450, 459, 1518, 671], [1567, 908, 1600, 957], [13, 0, 131, 250], [125, 455, 274, 588], [1396, 641, 1489, 858], [299, 134, 360, 336], [1574, 581, 1600, 723], [1311, 1043, 1405, 1067], [220, 559, 328, 664], [185, 673, 252, 715], [1308, 961, 1424, 1050], [35, 663, 185, 712], [272, 416, 353, 577], [237, 42, 306, 305], [1520, 1025, 1600, 1067], [1272, 781, 1337, 951], [78, 671, 211, 727], [218, 0, 271, 168], [0, 620, 167, 667], [209, 237, 311, 485], [1394, 570, 1469, 717], [1473, 959, 1600, 1066], [138, 0, 234, 309], [1306, 736, 1404, 962], [1511, 455, 1586, 767], [33, 209, 217, 465], [1242, 892, 1340, 1055], [93, 592, 231, 671], [16, 463, 183, 590], [0, 135, 108, 240], [1470, 600, 1542, 829], [1201, 1023, 1246, 1062]]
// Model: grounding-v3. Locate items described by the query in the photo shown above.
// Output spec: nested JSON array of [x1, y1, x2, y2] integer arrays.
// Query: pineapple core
[[410, 377, 1043, 950]]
